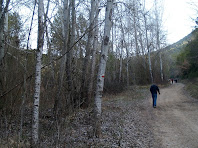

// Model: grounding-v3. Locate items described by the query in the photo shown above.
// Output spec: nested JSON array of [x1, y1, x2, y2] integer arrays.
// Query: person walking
[[150, 84, 160, 108]]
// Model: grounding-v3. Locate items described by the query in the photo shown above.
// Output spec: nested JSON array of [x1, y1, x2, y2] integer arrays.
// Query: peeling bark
[[32, 0, 44, 145], [94, 0, 114, 138]]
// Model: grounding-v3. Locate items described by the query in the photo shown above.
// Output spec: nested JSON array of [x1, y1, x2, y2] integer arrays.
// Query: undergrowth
[[182, 78, 198, 99]]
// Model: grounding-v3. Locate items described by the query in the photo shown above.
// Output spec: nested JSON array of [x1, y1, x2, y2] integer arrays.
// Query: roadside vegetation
[[0, 85, 153, 147], [182, 78, 198, 99], [176, 29, 198, 79]]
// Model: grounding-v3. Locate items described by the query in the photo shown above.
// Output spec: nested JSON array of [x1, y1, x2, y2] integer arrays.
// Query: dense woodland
[[0, 0, 198, 147]]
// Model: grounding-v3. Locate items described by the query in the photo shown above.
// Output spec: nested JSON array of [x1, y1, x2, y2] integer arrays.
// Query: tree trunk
[[54, 0, 70, 114], [66, 0, 75, 112], [0, 0, 10, 63], [154, 0, 163, 82], [144, 13, 153, 83], [94, 0, 114, 138], [32, 0, 44, 145], [81, 0, 97, 107], [126, 37, 129, 87], [132, 0, 139, 56], [160, 52, 163, 81], [119, 40, 123, 83], [88, 0, 99, 102]]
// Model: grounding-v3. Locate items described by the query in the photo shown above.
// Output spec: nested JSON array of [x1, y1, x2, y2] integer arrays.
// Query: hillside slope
[[163, 28, 198, 55]]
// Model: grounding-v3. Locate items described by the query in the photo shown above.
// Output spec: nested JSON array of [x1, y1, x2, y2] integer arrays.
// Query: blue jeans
[[152, 93, 157, 107]]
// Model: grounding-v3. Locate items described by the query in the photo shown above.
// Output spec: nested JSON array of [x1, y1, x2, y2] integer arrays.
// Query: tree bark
[[154, 0, 163, 82], [32, 0, 44, 145], [66, 0, 75, 112], [0, 0, 10, 63], [143, 13, 153, 83], [132, 0, 139, 56], [119, 40, 123, 83], [54, 0, 70, 114], [88, 0, 99, 102], [94, 0, 114, 138], [80, 0, 98, 107]]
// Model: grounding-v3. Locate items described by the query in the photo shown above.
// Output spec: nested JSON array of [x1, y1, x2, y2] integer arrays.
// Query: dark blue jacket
[[150, 84, 160, 94]]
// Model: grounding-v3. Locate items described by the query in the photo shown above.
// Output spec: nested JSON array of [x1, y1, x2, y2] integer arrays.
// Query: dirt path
[[152, 83, 198, 148]]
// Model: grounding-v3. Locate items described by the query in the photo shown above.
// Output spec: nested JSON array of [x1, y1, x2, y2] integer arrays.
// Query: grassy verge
[[182, 78, 198, 99], [103, 85, 150, 102]]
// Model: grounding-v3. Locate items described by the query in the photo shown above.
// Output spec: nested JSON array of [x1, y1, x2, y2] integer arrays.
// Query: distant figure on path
[[150, 84, 160, 108], [171, 79, 174, 84]]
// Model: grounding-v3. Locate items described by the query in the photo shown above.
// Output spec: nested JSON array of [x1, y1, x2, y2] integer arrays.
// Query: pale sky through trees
[[18, 0, 197, 48], [163, 0, 197, 44]]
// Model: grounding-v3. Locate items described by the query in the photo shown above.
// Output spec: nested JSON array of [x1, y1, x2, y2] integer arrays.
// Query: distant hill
[[163, 28, 198, 55], [159, 28, 198, 78]]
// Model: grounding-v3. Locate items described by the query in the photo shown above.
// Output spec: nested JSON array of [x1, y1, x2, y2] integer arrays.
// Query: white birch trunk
[[144, 14, 153, 83], [94, 0, 113, 137], [155, 0, 163, 82], [32, 0, 44, 145], [88, 0, 99, 101], [0, 0, 10, 63], [132, 0, 139, 56]]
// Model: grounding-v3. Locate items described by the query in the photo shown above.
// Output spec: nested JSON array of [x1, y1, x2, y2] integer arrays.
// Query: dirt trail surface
[[98, 83, 198, 147], [2, 83, 198, 147], [152, 83, 198, 148]]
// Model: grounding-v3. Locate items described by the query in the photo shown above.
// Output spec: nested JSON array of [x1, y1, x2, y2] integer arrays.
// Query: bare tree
[[54, 0, 70, 114], [0, 0, 10, 63], [143, 12, 153, 83], [94, 0, 114, 137], [81, 0, 98, 107], [32, 0, 45, 145], [154, 0, 164, 81], [88, 0, 99, 102]]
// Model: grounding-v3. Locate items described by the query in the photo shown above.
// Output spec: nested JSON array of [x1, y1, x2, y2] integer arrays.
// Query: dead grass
[[183, 78, 198, 99], [0, 85, 153, 147]]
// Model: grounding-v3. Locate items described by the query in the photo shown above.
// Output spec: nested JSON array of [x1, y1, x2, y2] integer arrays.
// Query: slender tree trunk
[[45, 0, 54, 80], [126, 39, 129, 87], [139, 33, 146, 69], [54, 0, 70, 113], [46, 26, 55, 80], [154, 0, 163, 82], [32, 0, 44, 145], [119, 40, 123, 83], [147, 44, 153, 83], [66, 0, 75, 112], [20, 59, 27, 139], [88, 0, 99, 102], [160, 52, 163, 81], [81, 0, 97, 107], [94, 0, 114, 138], [144, 13, 153, 83], [0, 0, 10, 63], [132, 0, 139, 56]]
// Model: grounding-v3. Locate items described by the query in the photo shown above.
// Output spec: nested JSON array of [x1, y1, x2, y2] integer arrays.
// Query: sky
[[163, 0, 197, 44], [18, 0, 198, 48]]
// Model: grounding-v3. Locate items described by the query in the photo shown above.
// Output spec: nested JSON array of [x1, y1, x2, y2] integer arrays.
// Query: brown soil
[[151, 83, 198, 148], [1, 83, 198, 147]]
